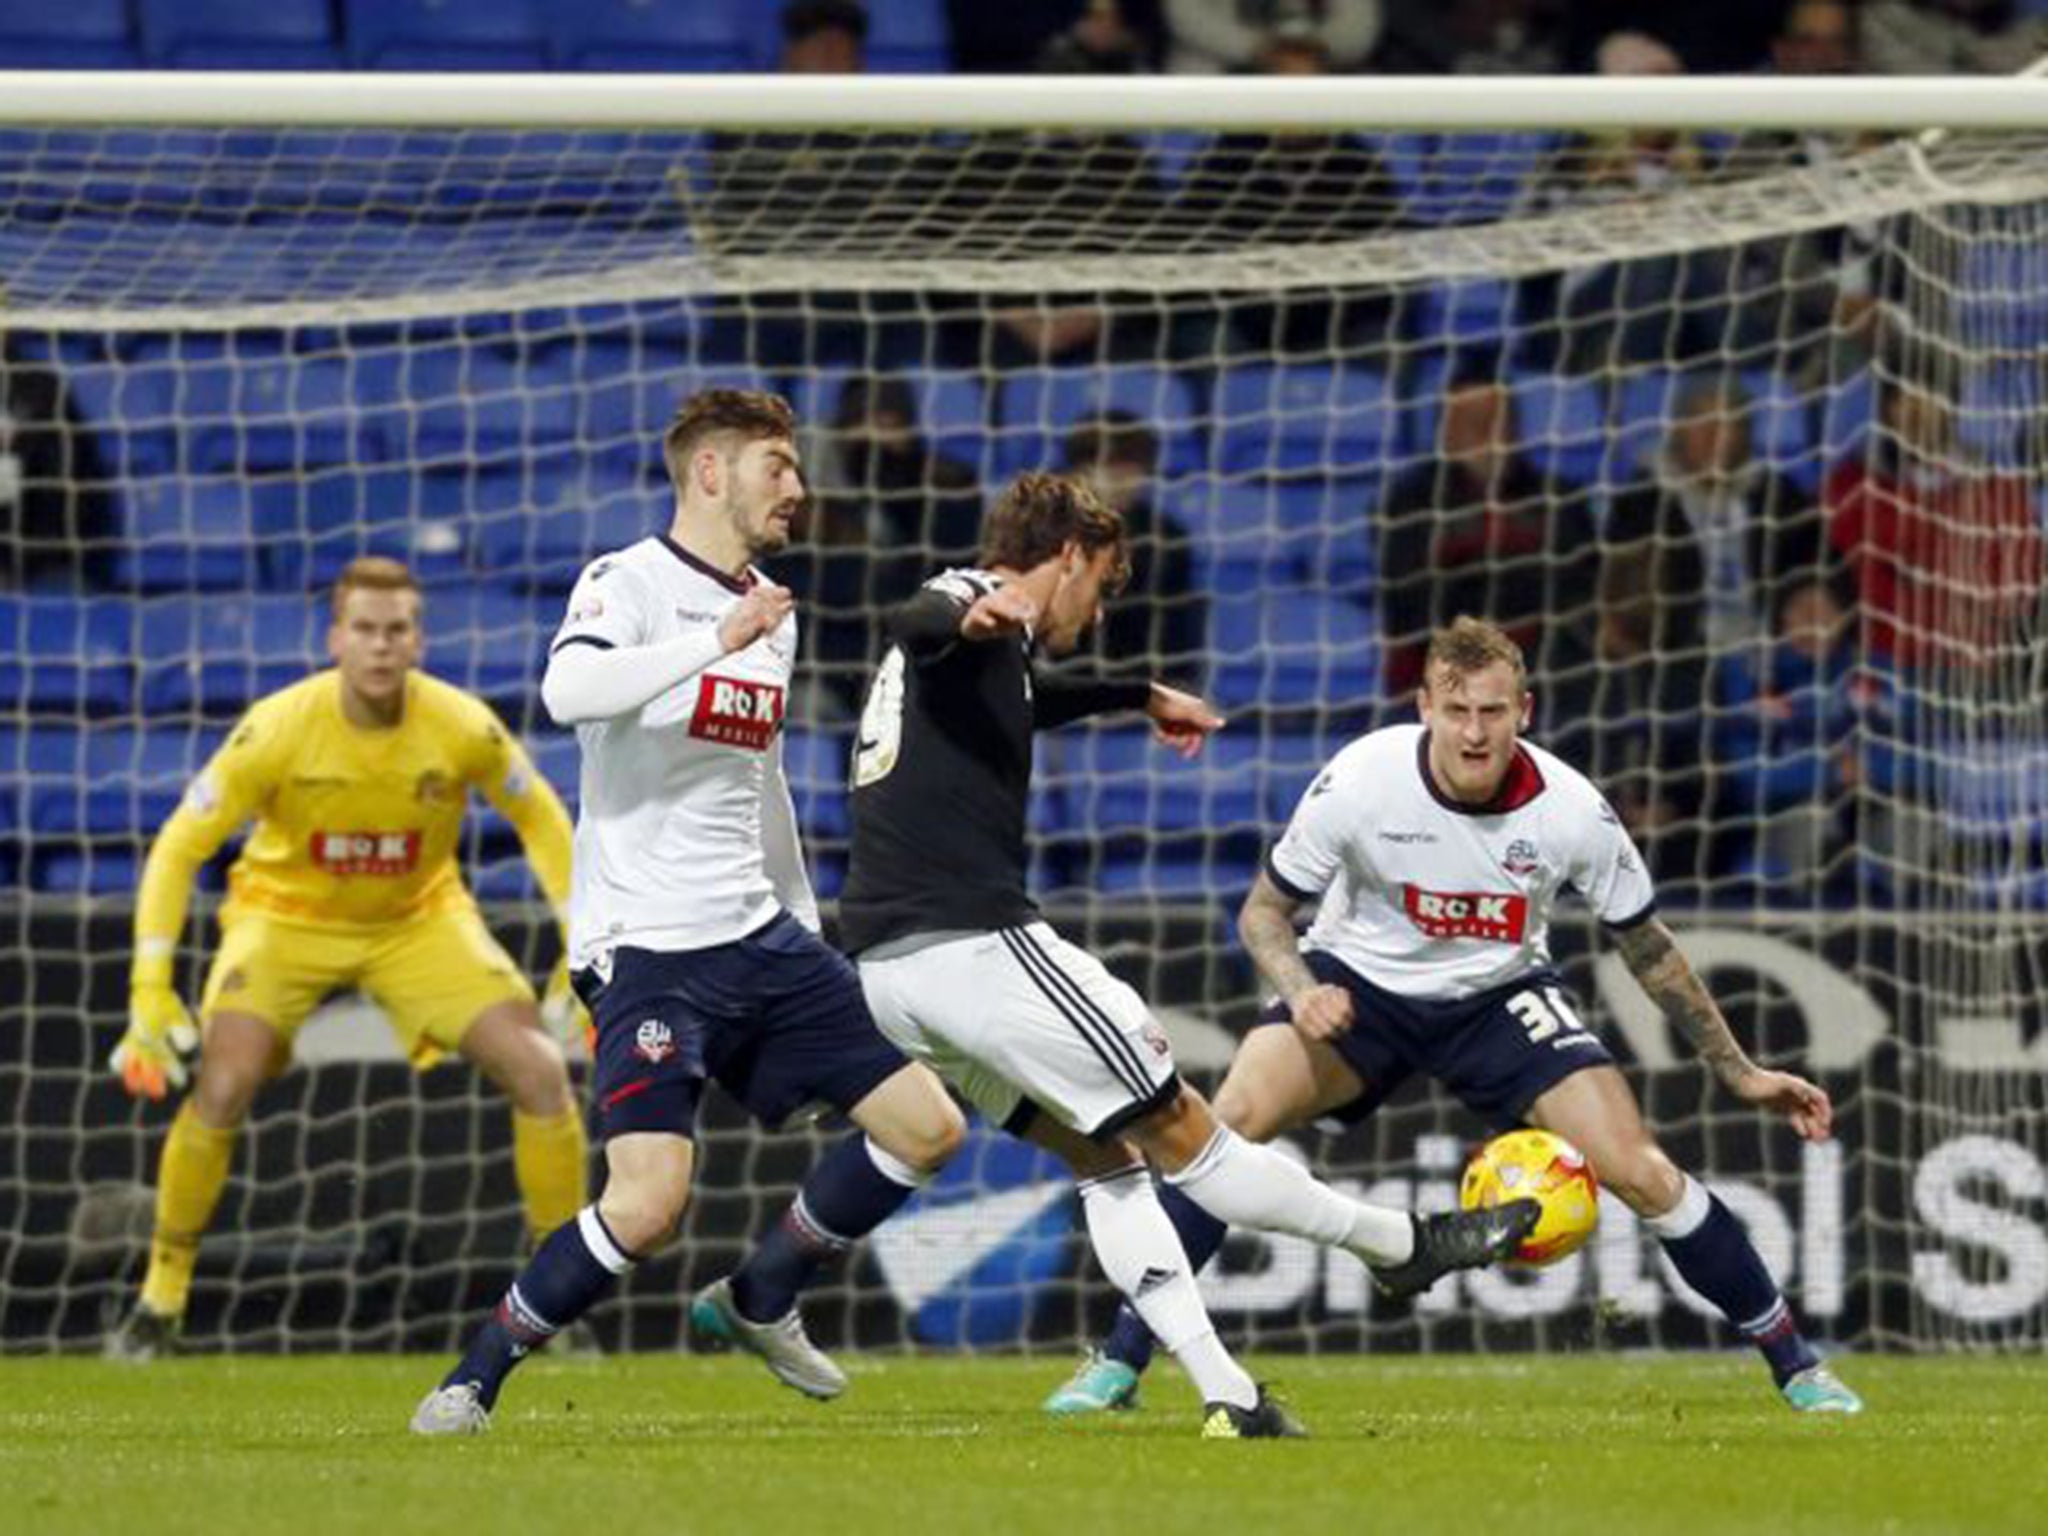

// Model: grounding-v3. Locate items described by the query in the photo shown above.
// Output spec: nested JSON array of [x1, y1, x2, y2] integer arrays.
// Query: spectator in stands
[[1861, 0, 2048, 74], [699, 2, 933, 366], [1377, 0, 1565, 73], [1549, 514, 1711, 892], [1061, 411, 1204, 679], [1514, 37, 1776, 376], [1709, 567, 1897, 895], [1177, 32, 1407, 357], [1034, 0, 1166, 71], [782, 0, 868, 72], [0, 333, 111, 590], [1769, 0, 1859, 72], [1163, 0, 1384, 73], [1377, 360, 1598, 705], [780, 375, 984, 717], [949, 0, 1166, 72], [934, 126, 1174, 370], [1605, 374, 1831, 652], [1559, 3, 1790, 73], [1823, 376, 2043, 674]]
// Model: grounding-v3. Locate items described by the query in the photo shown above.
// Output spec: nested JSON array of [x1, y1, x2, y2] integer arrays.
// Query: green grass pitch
[[3, 1355, 2041, 1536]]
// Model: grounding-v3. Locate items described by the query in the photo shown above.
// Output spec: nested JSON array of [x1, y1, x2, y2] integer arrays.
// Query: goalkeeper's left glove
[[113, 956, 200, 1102], [540, 958, 593, 1054]]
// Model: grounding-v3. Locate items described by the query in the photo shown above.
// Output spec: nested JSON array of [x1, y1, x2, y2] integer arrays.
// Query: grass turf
[[1, 1354, 2040, 1536]]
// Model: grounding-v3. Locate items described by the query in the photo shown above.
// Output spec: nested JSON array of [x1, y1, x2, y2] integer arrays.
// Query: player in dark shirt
[[842, 473, 1536, 1437]]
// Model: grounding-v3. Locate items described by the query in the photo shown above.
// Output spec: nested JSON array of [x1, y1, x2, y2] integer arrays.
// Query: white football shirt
[[551, 535, 808, 965], [1268, 723, 1656, 999]]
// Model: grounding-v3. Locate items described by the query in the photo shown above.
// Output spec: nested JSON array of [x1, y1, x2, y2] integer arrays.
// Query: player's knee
[[1210, 1078, 1283, 1143], [1599, 1141, 1686, 1217], [598, 1173, 691, 1253], [191, 1060, 261, 1128], [504, 1031, 573, 1117], [885, 1096, 967, 1173]]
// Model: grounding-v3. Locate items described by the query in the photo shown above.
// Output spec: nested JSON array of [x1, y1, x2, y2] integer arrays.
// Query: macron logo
[[1402, 886, 1529, 944], [689, 674, 785, 752]]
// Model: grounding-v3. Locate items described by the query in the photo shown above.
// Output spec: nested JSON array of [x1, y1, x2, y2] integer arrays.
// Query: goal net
[[3, 75, 2045, 1356]]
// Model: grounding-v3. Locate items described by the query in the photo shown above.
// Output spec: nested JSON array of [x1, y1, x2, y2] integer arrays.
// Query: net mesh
[[3, 111, 2046, 1354]]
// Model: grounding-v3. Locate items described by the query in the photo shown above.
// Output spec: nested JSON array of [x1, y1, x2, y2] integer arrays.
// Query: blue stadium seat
[[548, 2, 747, 71], [465, 461, 667, 587], [138, 0, 341, 68], [114, 479, 267, 591], [1380, 132, 1557, 227], [172, 348, 366, 473], [1960, 241, 2048, 355], [343, 0, 548, 70], [1213, 364, 1395, 481], [1816, 370, 1877, 480], [525, 729, 580, 809], [1959, 362, 2042, 469], [365, 344, 579, 463], [1205, 591, 1377, 712], [790, 368, 992, 485], [26, 725, 223, 837], [421, 588, 556, 711], [1052, 729, 1272, 835], [1507, 371, 1607, 486], [781, 729, 851, 843], [0, 0, 138, 67], [995, 366, 1203, 482], [0, 596, 136, 716], [572, 361, 768, 474], [1408, 278, 1515, 347], [1167, 476, 1373, 593], [262, 468, 472, 590], [137, 594, 323, 714], [63, 349, 180, 478]]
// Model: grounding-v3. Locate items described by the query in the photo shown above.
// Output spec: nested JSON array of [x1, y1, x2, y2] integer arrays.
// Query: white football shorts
[[856, 922, 1180, 1137]]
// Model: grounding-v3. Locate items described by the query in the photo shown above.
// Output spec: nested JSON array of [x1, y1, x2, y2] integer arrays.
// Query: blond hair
[[1423, 616, 1527, 692], [330, 556, 420, 620]]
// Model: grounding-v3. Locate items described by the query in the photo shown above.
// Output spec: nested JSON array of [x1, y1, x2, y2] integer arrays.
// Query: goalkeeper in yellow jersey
[[107, 557, 589, 1357]]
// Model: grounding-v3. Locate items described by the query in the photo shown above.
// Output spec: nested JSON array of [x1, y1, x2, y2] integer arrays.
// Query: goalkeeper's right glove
[[112, 957, 199, 1102]]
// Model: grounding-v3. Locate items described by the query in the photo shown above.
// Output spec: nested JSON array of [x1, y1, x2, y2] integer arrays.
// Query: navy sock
[[1658, 1192, 1820, 1386], [444, 1208, 633, 1410], [1102, 1179, 1229, 1373], [730, 1135, 923, 1324]]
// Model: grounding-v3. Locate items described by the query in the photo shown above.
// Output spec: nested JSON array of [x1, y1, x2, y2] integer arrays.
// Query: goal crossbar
[[3, 71, 2047, 132]]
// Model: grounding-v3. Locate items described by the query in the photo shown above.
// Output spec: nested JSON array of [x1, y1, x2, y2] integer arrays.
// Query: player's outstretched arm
[[1144, 683, 1223, 760], [1237, 873, 1354, 1041], [479, 732, 586, 1041], [542, 581, 792, 725], [115, 724, 270, 1099], [1611, 917, 1833, 1142]]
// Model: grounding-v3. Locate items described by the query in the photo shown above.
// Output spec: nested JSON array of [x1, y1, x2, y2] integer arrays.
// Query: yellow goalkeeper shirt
[[135, 670, 572, 951]]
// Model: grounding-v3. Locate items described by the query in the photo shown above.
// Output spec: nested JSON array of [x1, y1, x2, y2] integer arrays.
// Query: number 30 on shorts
[[1506, 986, 1590, 1046]]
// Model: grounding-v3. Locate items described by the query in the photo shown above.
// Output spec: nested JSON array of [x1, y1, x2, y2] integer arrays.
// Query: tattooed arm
[[1611, 916, 1834, 1142], [1237, 872, 1354, 1041]]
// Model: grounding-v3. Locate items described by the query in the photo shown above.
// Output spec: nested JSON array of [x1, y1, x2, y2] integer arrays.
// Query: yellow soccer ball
[[1459, 1128, 1600, 1266]]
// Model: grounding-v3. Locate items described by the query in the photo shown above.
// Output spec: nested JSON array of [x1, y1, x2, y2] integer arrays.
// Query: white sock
[[1078, 1165, 1257, 1411], [1165, 1127, 1415, 1267]]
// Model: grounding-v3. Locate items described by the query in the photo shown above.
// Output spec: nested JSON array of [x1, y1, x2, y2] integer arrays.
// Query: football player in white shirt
[[1058, 617, 1863, 1418], [414, 391, 964, 1435]]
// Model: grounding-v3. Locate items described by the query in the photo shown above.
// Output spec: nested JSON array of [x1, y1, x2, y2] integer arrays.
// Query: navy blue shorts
[[575, 911, 909, 1142], [1254, 950, 1616, 1129]]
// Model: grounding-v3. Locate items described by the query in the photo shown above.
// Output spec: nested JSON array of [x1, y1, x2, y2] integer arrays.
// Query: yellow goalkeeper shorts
[[197, 902, 534, 1070]]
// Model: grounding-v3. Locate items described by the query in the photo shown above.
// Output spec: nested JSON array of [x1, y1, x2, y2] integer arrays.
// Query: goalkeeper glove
[[540, 958, 593, 1054], [113, 956, 199, 1101]]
